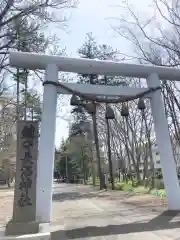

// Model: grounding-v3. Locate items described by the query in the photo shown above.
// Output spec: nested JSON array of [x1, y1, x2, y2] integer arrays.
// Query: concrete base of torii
[[0, 233, 50, 240], [5, 221, 39, 236], [0, 224, 50, 240]]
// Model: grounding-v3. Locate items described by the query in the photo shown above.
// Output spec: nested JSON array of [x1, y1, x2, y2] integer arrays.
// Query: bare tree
[[0, 0, 77, 85], [106, 0, 180, 181]]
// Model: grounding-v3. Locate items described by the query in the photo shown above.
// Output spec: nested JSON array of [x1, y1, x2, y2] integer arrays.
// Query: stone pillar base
[[5, 220, 39, 236], [0, 231, 50, 240]]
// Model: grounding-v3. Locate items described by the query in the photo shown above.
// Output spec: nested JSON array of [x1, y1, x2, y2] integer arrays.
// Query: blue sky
[[54, 0, 152, 147]]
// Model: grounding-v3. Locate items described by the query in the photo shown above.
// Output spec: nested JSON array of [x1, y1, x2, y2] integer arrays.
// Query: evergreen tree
[[24, 90, 42, 121], [56, 135, 91, 182], [77, 33, 122, 86], [11, 18, 47, 121], [72, 33, 123, 189], [78, 32, 100, 84]]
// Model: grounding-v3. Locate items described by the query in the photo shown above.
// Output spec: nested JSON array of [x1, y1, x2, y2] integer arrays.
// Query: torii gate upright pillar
[[36, 64, 58, 223], [147, 73, 180, 209]]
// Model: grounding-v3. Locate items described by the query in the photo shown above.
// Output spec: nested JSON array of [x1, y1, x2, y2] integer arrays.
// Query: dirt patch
[[123, 194, 167, 212], [92, 190, 168, 212], [0, 193, 13, 227], [0, 188, 168, 227]]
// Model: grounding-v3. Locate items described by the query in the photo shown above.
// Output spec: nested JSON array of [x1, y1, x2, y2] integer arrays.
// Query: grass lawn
[[88, 177, 166, 199]]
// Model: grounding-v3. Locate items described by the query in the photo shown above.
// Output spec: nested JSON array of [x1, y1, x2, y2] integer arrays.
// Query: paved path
[[51, 184, 180, 239], [1, 184, 180, 239]]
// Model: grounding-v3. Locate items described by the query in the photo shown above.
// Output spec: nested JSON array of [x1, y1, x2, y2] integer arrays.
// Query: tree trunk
[[92, 111, 103, 189], [105, 115, 114, 190]]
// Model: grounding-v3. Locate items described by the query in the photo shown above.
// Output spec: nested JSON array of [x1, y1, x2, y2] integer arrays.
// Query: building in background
[[103, 140, 180, 177]]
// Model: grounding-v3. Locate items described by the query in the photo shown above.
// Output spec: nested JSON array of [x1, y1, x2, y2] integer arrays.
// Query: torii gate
[[9, 51, 180, 223]]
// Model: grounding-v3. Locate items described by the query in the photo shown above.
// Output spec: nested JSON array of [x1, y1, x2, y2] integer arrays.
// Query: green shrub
[[115, 182, 124, 190], [123, 183, 133, 191], [154, 179, 164, 189], [114, 182, 134, 191], [150, 189, 166, 198]]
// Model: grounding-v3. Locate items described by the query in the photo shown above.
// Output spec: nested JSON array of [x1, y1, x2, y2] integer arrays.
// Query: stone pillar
[[147, 73, 180, 209], [6, 121, 39, 235], [36, 64, 58, 223]]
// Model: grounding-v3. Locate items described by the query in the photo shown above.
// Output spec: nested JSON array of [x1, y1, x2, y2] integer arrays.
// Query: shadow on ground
[[51, 210, 180, 239], [52, 191, 102, 202], [52, 185, 134, 202]]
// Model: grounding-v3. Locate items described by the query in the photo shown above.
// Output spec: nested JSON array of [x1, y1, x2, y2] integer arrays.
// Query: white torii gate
[[9, 51, 180, 223]]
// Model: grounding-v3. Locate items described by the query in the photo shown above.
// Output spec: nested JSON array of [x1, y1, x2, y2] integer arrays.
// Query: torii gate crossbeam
[[9, 51, 180, 223]]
